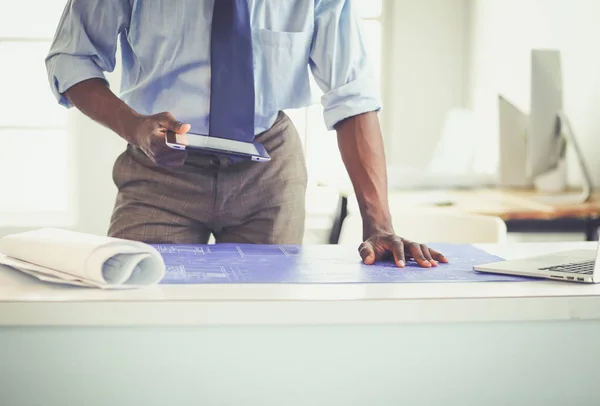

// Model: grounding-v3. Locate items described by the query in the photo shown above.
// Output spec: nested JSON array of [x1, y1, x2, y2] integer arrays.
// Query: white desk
[[1, 242, 600, 406]]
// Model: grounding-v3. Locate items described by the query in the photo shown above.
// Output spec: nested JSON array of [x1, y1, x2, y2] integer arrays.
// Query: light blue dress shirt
[[46, 0, 381, 134]]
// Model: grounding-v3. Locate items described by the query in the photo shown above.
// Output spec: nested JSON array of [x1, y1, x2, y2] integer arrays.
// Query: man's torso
[[120, 0, 316, 135]]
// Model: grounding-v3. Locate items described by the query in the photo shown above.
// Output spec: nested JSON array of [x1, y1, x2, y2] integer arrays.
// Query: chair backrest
[[339, 210, 507, 244]]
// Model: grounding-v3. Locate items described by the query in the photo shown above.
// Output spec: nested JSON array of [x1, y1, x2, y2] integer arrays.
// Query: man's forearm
[[64, 78, 140, 143], [336, 111, 392, 239]]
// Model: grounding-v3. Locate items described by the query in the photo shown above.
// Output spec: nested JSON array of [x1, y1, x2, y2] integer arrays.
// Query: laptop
[[474, 244, 600, 283]]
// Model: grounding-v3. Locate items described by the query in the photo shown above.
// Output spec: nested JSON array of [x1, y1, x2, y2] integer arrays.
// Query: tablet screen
[[177, 133, 259, 155]]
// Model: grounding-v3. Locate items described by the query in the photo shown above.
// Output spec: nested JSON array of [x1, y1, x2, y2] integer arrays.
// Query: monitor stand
[[532, 111, 593, 204]]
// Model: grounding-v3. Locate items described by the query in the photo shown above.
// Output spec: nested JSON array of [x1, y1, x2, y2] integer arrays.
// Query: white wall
[[384, 0, 469, 170], [466, 0, 600, 186], [69, 112, 125, 236], [69, 66, 125, 236]]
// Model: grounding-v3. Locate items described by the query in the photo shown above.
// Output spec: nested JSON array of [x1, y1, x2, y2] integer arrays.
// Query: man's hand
[[334, 111, 449, 268], [63, 79, 190, 166], [359, 231, 448, 268], [125, 112, 191, 167]]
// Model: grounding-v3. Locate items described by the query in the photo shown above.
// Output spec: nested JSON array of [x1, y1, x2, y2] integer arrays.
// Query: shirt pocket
[[252, 28, 314, 113]]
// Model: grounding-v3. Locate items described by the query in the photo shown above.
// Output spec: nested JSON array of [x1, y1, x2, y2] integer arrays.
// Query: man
[[46, 0, 447, 268]]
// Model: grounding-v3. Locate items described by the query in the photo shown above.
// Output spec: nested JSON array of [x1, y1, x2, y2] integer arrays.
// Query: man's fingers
[[155, 147, 187, 161], [429, 248, 449, 263], [151, 131, 186, 154], [358, 241, 376, 265], [174, 122, 191, 134], [360, 234, 449, 268], [408, 242, 431, 268], [390, 238, 406, 268], [152, 132, 177, 149], [156, 112, 191, 134], [420, 244, 438, 266], [147, 134, 187, 166], [155, 151, 188, 167]]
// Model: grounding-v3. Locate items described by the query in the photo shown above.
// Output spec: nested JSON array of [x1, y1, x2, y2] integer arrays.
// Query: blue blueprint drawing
[[155, 243, 534, 284]]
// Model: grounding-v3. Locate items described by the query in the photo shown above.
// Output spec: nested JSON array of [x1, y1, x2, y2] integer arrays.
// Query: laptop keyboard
[[539, 260, 595, 275]]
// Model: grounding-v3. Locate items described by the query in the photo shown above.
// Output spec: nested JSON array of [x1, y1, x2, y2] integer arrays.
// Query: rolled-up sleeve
[[45, 0, 130, 107], [309, 0, 382, 130]]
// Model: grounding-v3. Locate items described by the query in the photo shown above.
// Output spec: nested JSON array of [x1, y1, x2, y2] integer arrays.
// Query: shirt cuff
[[47, 55, 109, 108], [321, 76, 383, 131]]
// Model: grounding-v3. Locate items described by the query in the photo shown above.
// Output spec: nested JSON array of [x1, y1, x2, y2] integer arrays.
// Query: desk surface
[[346, 188, 600, 220], [4, 242, 600, 406], [1, 242, 600, 326]]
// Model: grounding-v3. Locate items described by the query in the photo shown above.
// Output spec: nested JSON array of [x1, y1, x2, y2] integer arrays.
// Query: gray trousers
[[108, 112, 307, 244]]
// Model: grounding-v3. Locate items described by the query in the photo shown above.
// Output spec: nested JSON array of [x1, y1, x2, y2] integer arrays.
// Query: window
[[0, 1, 72, 227]]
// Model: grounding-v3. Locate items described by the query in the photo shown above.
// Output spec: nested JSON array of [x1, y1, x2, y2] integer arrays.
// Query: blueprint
[[154, 243, 533, 284]]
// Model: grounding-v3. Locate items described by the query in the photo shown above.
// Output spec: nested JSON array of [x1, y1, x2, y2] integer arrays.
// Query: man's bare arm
[[64, 78, 189, 166], [335, 111, 392, 239], [336, 111, 447, 267], [64, 78, 141, 143]]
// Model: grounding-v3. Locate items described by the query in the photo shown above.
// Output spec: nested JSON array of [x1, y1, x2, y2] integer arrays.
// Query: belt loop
[[218, 156, 230, 168]]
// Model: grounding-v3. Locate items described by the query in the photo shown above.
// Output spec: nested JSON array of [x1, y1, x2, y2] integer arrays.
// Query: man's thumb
[[158, 112, 191, 134], [173, 122, 191, 134], [358, 241, 376, 265]]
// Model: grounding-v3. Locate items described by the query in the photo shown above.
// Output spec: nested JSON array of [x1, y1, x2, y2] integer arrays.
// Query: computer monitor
[[498, 95, 530, 187], [528, 49, 564, 179], [525, 49, 592, 203]]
